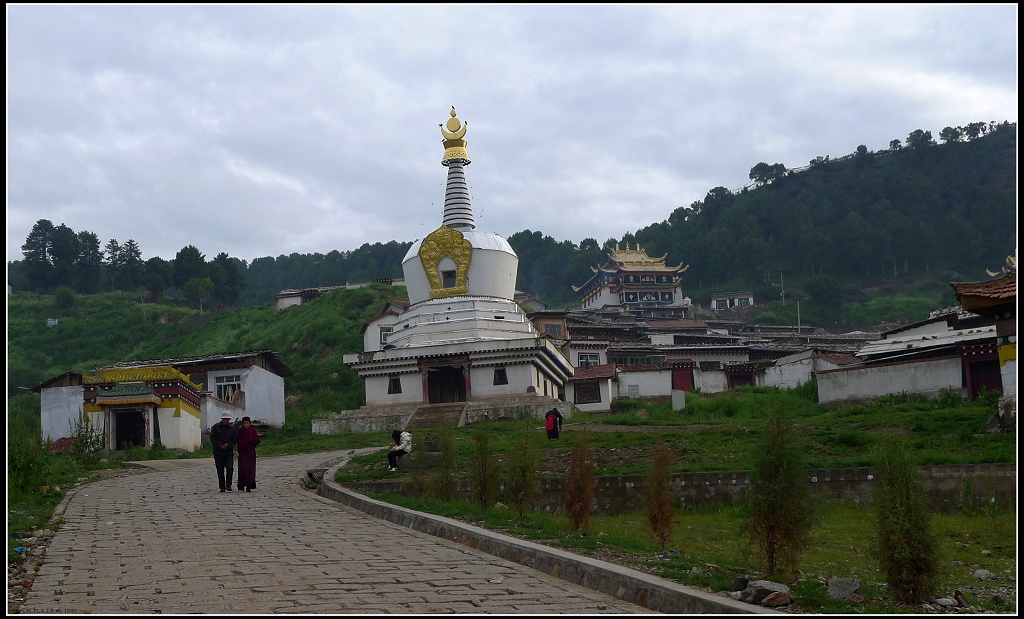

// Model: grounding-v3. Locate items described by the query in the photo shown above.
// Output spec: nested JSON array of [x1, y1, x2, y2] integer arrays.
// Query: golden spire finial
[[440, 106, 469, 164]]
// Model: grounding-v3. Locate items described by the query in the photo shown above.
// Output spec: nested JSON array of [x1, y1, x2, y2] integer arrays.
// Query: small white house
[[34, 350, 293, 452]]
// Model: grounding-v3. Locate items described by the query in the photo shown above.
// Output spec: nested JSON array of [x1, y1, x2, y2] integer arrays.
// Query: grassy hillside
[[6, 285, 405, 421]]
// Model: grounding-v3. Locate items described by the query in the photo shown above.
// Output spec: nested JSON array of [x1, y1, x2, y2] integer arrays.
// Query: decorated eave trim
[[84, 366, 202, 392]]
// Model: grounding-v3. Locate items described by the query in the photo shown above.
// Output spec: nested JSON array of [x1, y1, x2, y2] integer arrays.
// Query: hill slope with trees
[[8, 121, 1015, 316]]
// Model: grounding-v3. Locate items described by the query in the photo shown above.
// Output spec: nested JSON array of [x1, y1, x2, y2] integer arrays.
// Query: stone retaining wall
[[345, 462, 1015, 514], [319, 469, 771, 614]]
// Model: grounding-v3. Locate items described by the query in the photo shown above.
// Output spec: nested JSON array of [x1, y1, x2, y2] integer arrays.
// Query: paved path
[[21, 450, 650, 614]]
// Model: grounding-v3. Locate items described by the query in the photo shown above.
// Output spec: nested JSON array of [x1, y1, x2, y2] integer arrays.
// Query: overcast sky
[[7, 4, 1018, 266]]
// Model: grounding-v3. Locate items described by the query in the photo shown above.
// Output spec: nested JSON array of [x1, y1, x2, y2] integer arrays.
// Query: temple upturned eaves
[[574, 242, 689, 311]]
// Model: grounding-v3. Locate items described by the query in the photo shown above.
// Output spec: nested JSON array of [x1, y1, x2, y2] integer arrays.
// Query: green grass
[[367, 493, 1015, 613], [8, 387, 1016, 613]]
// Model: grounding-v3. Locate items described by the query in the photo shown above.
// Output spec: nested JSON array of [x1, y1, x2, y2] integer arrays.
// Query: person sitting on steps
[[387, 429, 412, 471]]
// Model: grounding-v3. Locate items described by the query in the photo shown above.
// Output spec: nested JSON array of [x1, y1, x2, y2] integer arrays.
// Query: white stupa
[[343, 108, 573, 410]]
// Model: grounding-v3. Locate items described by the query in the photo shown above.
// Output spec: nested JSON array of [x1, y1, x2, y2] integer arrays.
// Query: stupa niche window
[[442, 270, 456, 288]]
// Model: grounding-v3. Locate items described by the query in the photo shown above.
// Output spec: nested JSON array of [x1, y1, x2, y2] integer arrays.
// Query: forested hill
[[9, 121, 1015, 312], [240, 120, 1017, 308], [509, 121, 1017, 308]]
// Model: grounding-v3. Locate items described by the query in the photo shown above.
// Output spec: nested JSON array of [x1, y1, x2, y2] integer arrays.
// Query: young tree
[[426, 425, 458, 502], [103, 239, 123, 291], [748, 162, 787, 187], [21, 219, 56, 292], [939, 126, 963, 144], [121, 239, 144, 291], [75, 231, 104, 294], [504, 417, 540, 519], [906, 129, 935, 149], [183, 276, 214, 314], [50, 224, 81, 291], [173, 245, 207, 290], [563, 432, 596, 534], [643, 444, 676, 552], [745, 400, 815, 576], [469, 422, 499, 511], [874, 436, 939, 605], [210, 252, 246, 307], [142, 257, 173, 302]]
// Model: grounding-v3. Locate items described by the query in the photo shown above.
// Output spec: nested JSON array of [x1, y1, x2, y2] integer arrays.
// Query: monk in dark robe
[[236, 416, 261, 492]]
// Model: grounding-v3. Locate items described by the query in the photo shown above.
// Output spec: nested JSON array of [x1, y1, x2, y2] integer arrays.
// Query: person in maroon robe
[[236, 416, 261, 492]]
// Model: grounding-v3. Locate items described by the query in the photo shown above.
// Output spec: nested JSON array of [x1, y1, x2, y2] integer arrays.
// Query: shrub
[[427, 426, 458, 502], [68, 415, 106, 465], [53, 285, 76, 311], [744, 399, 815, 576], [790, 379, 818, 403], [504, 421, 540, 519], [873, 436, 940, 604], [976, 387, 1002, 411], [563, 431, 596, 534], [643, 444, 676, 552], [469, 422, 499, 511], [936, 387, 967, 409]]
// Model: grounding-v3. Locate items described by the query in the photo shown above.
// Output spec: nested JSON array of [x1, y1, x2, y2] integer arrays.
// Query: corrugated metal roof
[[856, 325, 995, 358]]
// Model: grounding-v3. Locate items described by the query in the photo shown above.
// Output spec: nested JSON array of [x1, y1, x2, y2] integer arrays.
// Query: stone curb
[[316, 458, 778, 615]]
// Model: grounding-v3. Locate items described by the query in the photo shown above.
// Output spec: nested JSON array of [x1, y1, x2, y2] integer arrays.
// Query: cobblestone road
[[20, 450, 651, 614]]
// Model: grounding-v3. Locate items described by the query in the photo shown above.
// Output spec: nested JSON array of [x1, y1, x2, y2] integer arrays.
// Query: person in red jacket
[[545, 408, 564, 440], [236, 416, 261, 492]]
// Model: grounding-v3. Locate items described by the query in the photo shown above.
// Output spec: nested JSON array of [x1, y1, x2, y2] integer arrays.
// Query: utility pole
[[772, 271, 786, 305]]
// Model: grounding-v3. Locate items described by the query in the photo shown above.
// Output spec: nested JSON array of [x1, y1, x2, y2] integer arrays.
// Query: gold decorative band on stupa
[[420, 225, 473, 298], [440, 106, 470, 164]]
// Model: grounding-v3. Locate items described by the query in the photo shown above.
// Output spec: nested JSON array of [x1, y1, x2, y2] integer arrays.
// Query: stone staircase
[[404, 403, 466, 430]]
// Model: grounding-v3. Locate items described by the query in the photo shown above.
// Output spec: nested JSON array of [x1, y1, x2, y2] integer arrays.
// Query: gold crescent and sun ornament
[[440, 106, 470, 164]]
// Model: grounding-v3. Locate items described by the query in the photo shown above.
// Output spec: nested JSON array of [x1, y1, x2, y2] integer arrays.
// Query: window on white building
[[388, 376, 402, 394], [380, 325, 393, 345], [574, 381, 601, 404], [627, 384, 640, 398], [578, 353, 599, 367], [215, 375, 242, 401]]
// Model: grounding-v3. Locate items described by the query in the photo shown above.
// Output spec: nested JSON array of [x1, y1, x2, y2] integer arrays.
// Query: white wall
[[818, 357, 964, 405], [157, 405, 202, 451], [363, 315, 400, 352], [40, 386, 85, 442], [763, 353, 814, 389], [615, 369, 672, 398], [471, 364, 535, 398], [274, 295, 304, 311], [583, 287, 617, 309], [203, 366, 286, 429], [566, 379, 612, 413], [572, 348, 607, 366], [365, 374, 423, 406], [698, 370, 729, 394]]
